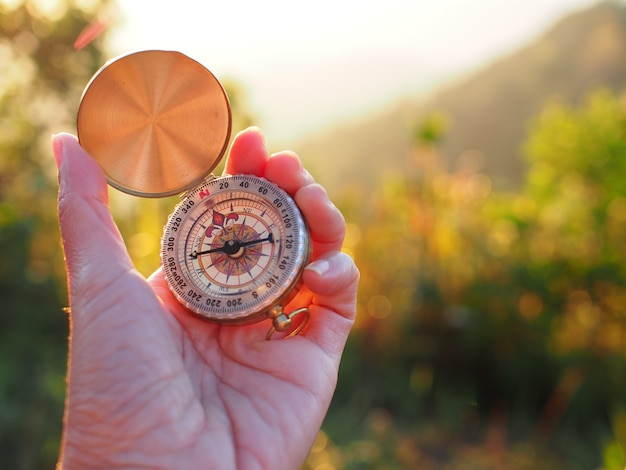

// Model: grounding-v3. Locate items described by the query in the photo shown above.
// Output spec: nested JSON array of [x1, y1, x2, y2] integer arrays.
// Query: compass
[[76, 50, 311, 338]]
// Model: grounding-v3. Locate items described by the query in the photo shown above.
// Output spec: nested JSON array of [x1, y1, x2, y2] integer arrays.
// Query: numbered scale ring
[[77, 50, 311, 338], [162, 174, 309, 326]]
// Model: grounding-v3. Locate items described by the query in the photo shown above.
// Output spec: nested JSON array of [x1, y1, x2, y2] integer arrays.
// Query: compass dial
[[161, 174, 310, 325]]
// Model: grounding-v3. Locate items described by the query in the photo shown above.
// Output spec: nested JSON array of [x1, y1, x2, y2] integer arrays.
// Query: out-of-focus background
[[2, 0, 626, 468]]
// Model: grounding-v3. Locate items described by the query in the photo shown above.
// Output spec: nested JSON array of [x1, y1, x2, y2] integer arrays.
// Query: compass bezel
[[160, 174, 311, 325]]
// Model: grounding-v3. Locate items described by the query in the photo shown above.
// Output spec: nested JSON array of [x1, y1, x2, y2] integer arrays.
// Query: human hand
[[53, 127, 359, 470]]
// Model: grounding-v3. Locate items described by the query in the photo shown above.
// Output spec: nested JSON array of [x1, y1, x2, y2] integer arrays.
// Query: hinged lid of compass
[[77, 50, 232, 198]]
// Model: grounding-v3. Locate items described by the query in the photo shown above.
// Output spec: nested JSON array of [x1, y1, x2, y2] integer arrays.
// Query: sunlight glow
[[109, 0, 602, 144]]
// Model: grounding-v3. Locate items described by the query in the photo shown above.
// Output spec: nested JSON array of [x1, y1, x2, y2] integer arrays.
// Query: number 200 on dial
[[161, 174, 310, 325]]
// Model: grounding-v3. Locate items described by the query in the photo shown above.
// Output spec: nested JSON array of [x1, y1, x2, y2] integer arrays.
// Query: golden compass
[[76, 50, 311, 339]]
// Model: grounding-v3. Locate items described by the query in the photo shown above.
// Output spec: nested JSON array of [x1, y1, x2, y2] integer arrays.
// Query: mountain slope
[[299, 2, 626, 195]]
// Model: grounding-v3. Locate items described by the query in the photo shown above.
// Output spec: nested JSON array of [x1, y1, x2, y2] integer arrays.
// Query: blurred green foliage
[[307, 90, 626, 469], [0, 0, 112, 467], [3, 1, 626, 469]]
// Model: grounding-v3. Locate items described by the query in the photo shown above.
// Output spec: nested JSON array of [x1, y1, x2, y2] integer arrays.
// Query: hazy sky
[[109, 0, 603, 145]]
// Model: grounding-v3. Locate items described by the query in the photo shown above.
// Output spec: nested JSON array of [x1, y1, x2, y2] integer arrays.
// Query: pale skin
[[52, 127, 359, 470]]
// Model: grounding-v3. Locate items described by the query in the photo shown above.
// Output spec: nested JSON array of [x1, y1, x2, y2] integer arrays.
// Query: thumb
[[52, 133, 133, 306]]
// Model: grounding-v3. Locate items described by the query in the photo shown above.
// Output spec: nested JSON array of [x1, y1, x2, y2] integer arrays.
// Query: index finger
[[222, 127, 268, 176]]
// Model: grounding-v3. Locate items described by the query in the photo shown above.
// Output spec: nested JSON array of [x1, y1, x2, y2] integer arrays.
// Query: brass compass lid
[[77, 50, 232, 198]]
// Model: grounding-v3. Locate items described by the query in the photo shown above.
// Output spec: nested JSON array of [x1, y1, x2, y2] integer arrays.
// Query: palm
[[65, 258, 348, 469], [150, 273, 339, 469]]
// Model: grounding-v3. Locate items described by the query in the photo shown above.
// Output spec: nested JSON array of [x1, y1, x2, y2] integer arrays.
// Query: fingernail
[[249, 125, 264, 137], [241, 126, 264, 142], [306, 259, 330, 277], [298, 162, 314, 182], [301, 167, 313, 179], [51, 134, 64, 169]]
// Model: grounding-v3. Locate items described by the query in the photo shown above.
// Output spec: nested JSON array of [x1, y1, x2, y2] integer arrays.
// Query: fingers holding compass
[[301, 251, 359, 353], [265, 150, 315, 195], [225, 127, 315, 196], [160, 166, 352, 344], [295, 183, 346, 254], [225, 127, 344, 255]]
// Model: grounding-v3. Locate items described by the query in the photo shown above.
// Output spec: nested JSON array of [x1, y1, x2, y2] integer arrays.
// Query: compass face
[[161, 174, 310, 324]]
